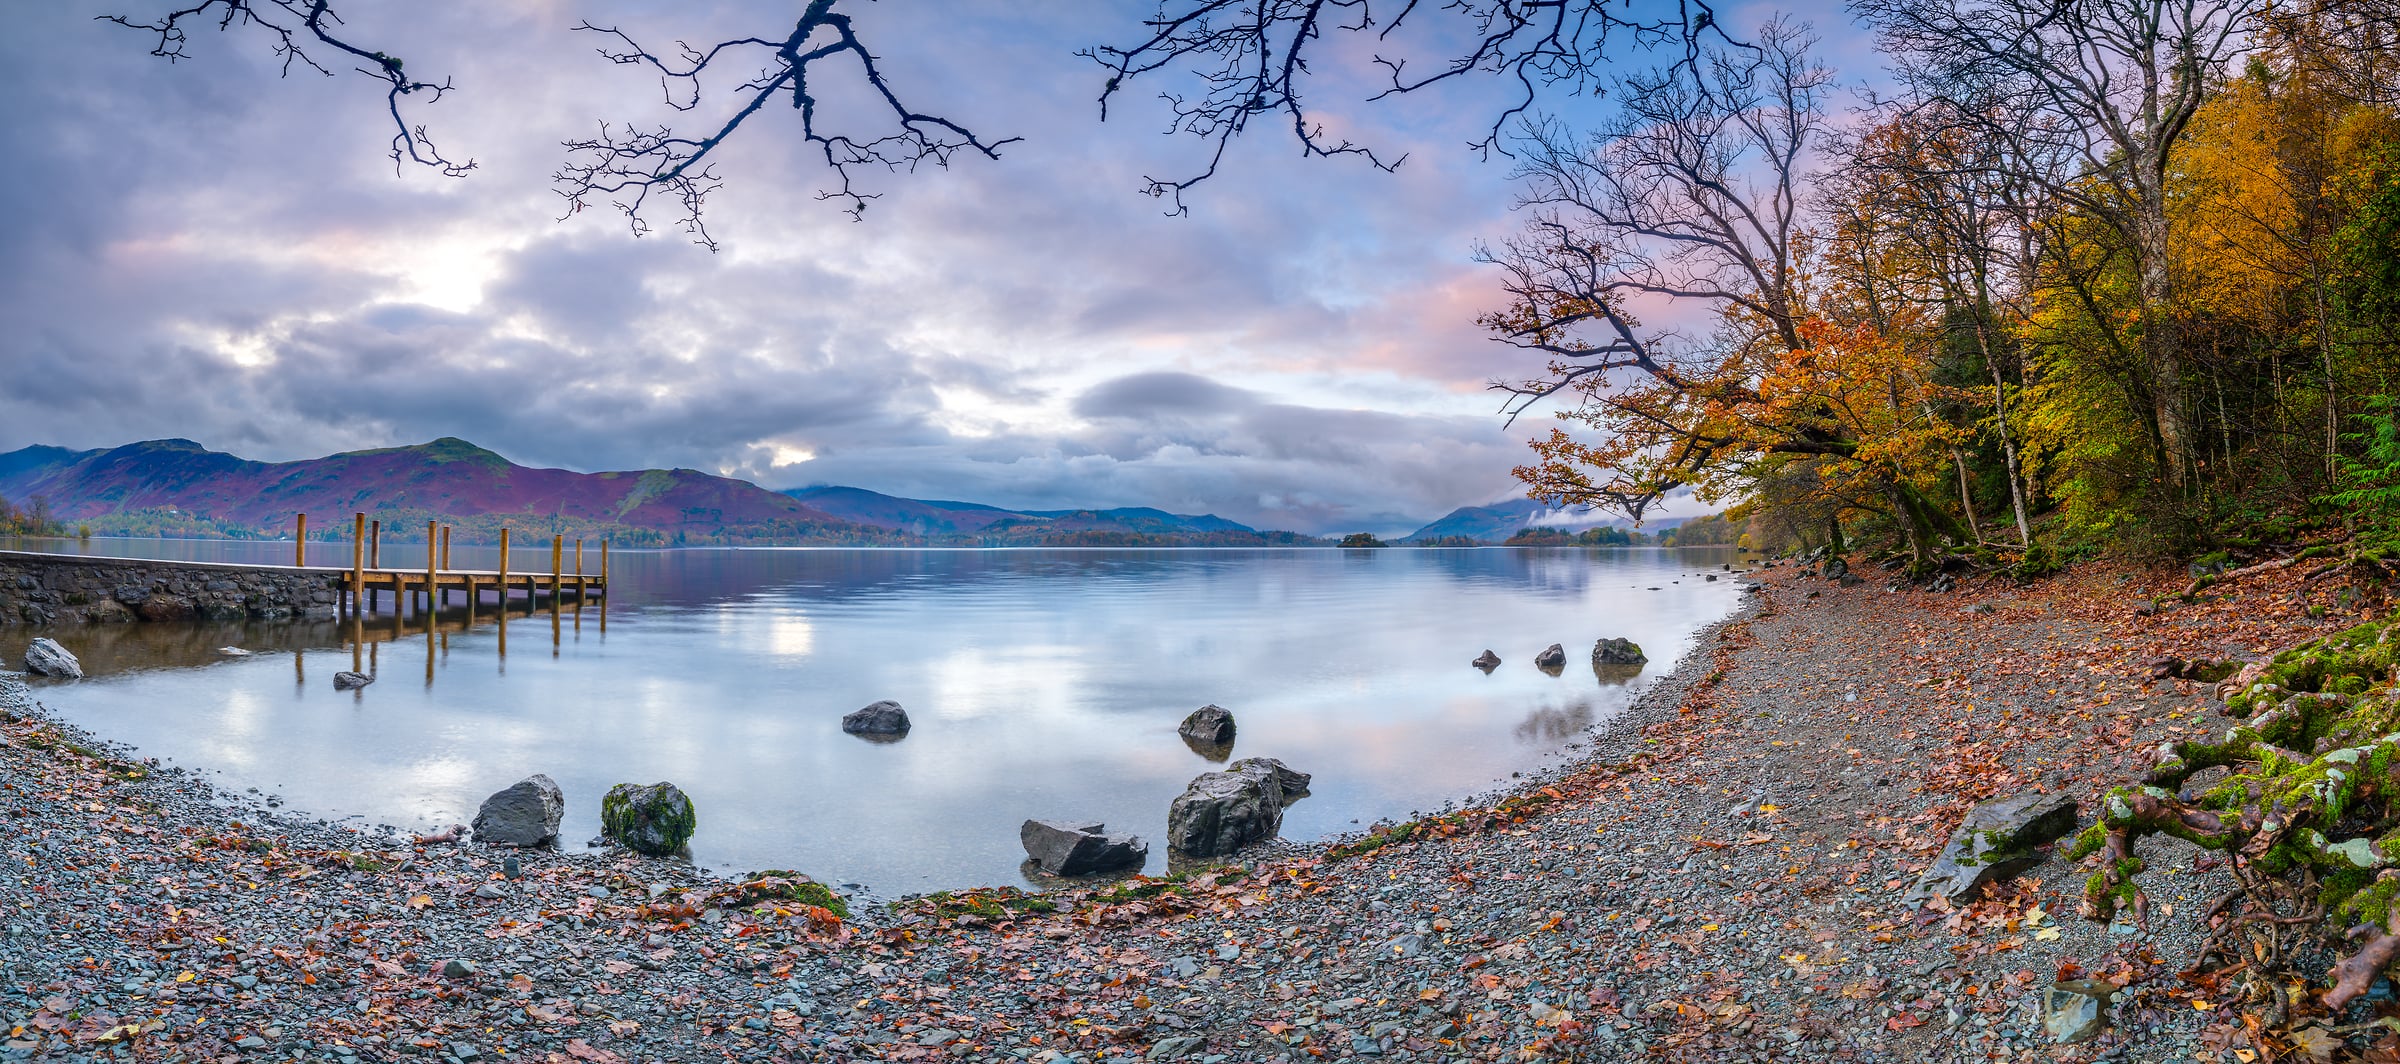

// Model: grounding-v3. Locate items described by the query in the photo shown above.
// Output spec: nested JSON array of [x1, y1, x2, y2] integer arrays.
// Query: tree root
[[2328, 911, 2400, 1011], [2076, 615, 2400, 1026]]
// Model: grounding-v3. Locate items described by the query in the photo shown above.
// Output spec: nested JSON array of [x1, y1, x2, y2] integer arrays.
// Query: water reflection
[[1513, 702, 1597, 743], [1180, 733, 1235, 762], [1594, 663, 1644, 686], [3, 544, 1743, 894]]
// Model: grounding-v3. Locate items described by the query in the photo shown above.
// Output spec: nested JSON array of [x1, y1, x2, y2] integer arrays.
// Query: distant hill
[[1402, 498, 1690, 545], [1404, 499, 1615, 544], [0, 437, 1322, 548], [784, 485, 1314, 546]]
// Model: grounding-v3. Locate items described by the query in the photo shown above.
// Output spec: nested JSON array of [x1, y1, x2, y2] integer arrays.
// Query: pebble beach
[[0, 559, 2344, 1062]]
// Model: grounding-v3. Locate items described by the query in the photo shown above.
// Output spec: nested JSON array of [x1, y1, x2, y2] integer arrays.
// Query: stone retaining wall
[[0, 551, 345, 625]]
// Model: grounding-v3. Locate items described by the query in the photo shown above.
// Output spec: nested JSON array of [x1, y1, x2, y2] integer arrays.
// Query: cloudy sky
[[0, 1, 1852, 534]]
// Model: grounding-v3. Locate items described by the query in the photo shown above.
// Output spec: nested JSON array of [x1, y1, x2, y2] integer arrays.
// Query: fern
[[2326, 396, 2400, 543]]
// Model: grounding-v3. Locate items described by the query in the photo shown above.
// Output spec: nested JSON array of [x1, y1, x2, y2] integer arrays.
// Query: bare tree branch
[[101, 0, 474, 178], [1081, 0, 1747, 214], [553, 0, 1022, 249]]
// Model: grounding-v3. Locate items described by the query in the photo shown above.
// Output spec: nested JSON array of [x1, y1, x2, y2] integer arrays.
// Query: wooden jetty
[[305, 513, 609, 618]]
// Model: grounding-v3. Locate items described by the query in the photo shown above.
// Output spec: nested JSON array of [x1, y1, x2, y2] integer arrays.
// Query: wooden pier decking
[[324, 514, 610, 618]]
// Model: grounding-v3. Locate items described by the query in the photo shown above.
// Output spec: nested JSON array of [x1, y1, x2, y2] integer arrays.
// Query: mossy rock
[[723, 871, 848, 918], [600, 782, 696, 857]]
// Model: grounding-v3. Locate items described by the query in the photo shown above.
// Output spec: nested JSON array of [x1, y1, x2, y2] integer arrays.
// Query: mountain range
[[0, 436, 1655, 546], [0, 438, 1311, 547]]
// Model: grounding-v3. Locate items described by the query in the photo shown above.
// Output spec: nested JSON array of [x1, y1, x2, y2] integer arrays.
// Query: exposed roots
[[2076, 616, 2400, 1025]]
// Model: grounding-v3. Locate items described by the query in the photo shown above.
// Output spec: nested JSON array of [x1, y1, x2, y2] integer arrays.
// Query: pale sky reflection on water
[[3, 542, 1744, 894]]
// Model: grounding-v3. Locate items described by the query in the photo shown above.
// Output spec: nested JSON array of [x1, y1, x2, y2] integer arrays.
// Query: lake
[[0, 540, 1745, 895]]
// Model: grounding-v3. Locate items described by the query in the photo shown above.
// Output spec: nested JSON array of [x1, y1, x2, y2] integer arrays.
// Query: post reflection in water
[[10, 544, 1743, 893], [259, 590, 610, 691]]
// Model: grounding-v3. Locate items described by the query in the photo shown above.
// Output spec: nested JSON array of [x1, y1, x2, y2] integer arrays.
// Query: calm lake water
[[0, 539, 1745, 895]]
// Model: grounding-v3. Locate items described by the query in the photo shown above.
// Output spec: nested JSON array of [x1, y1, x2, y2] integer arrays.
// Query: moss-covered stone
[[600, 782, 696, 857], [722, 871, 848, 918]]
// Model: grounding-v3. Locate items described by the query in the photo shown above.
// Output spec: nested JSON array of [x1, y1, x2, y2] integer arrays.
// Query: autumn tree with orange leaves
[[1489, 20, 1982, 573]]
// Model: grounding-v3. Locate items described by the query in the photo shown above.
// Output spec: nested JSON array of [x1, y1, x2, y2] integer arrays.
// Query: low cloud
[[0, 1, 1592, 534]]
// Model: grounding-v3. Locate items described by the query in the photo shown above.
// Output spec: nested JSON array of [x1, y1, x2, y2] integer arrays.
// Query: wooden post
[[601, 540, 610, 598], [295, 513, 307, 568], [550, 534, 563, 598], [350, 513, 365, 616], [440, 526, 452, 572], [370, 520, 382, 568], [425, 520, 438, 614], [498, 528, 510, 605], [573, 539, 585, 601]]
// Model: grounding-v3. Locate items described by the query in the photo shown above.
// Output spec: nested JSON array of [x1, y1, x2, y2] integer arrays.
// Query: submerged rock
[[1904, 791, 2079, 906], [1591, 638, 1647, 666], [472, 774, 565, 847], [22, 638, 81, 679], [1168, 757, 1311, 858], [1532, 644, 1566, 669], [1471, 650, 1501, 671], [842, 700, 911, 736], [1178, 704, 1236, 745], [602, 782, 697, 856], [1020, 819, 1147, 876], [333, 671, 373, 690]]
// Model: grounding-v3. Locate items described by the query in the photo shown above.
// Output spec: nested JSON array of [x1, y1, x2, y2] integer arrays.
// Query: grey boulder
[[1904, 791, 2079, 906], [333, 671, 373, 690], [1020, 819, 1147, 876], [1591, 638, 1647, 666], [1167, 757, 1311, 858], [2043, 980, 2114, 1043], [22, 638, 81, 679], [1178, 704, 1236, 745], [1532, 644, 1566, 669], [842, 700, 911, 735], [472, 774, 565, 847], [1228, 756, 1311, 799], [1471, 650, 1501, 671]]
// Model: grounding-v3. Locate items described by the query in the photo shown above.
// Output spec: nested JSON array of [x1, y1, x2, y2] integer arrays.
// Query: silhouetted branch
[[101, 0, 473, 177], [554, 0, 1021, 248], [1083, 0, 1744, 214]]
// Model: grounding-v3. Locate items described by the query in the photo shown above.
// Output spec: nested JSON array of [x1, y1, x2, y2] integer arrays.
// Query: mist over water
[[0, 540, 1743, 894]]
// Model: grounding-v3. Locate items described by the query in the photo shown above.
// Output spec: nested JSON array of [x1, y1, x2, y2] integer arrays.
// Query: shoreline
[[0, 579, 1751, 906], [3, 559, 2350, 1062]]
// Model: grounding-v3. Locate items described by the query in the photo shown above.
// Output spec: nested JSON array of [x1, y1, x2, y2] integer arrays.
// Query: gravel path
[[0, 559, 2351, 1062]]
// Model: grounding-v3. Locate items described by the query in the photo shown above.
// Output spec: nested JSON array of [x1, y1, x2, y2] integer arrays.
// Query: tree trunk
[[2137, 209, 2195, 491], [1951, 448, 1983, 544], [1969, 311, 2035, 546]]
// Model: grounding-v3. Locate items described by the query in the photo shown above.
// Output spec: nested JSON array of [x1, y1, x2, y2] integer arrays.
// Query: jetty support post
[[550, 535, 563, 599], [498, 528, 510, 607], [574, 539, 584, 602], [295, 512, 307, 568], [350, 513, 365, 616], [424, 520, 438, 615], [601, 540, 610, 598]]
